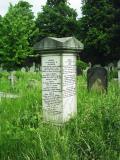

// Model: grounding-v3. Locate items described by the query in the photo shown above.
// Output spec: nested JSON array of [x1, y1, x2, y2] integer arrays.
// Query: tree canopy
[[36, 0, 78, 40], [0, 1, 38, 68], [78, 0, 120, 65]]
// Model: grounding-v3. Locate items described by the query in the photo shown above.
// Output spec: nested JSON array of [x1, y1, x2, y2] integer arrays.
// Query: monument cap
[[34, 37, 84, 52]]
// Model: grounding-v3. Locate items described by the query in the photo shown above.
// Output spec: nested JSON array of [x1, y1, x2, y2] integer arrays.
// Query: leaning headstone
[[34, 37, 84, 123], [117, 60, 120, 83], [87, 67, 108, 92]]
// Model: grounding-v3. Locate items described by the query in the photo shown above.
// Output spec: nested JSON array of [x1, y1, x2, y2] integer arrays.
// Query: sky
[[0, 0, 82, 17]]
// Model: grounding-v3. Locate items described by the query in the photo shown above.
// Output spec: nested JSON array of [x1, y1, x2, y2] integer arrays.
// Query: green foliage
[[109, 69, 118, 80], [36, 0, 78, 39], [110, 1, 120, 60], [78, 0, 119, 64], [0, 1, 38, 68], [47, 0, 67, 6], [0, 72, 120, 160], [76, 60, 88, 70]]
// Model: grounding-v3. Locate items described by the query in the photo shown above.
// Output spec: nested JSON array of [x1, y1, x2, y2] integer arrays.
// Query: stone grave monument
[[34, 37, 84, 123], [8, 71, 16, 87], [118, 60, 120, 83], [21, 67, 26, 72], [87, 67, 108, 92], [30, 62, 36, 72]]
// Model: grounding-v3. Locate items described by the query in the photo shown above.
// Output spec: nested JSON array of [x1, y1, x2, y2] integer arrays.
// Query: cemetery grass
[[0, 72, 120, 160]]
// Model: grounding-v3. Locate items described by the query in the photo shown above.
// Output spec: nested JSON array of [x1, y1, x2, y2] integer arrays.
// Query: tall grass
[[0, 72, 120, 160]]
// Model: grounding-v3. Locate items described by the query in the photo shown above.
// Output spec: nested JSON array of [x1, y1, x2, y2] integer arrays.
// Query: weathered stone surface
[[42, 53, 77, 123], [34, 37, 84, 51], [34, 37, 84, 123], [87, 67, 108, 92]]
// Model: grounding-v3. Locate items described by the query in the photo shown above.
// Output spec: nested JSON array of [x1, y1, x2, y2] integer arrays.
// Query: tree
[[110, 0, 120, 61], [0, 1, 38, 68], [36, 0, 78, 40], [78, 0, 116, 65], [47, 0, 67, 6], [0, 15, 4, 64]]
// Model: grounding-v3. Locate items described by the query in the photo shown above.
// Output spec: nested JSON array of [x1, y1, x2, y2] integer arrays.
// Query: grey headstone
[[87, 67, 108, 92]]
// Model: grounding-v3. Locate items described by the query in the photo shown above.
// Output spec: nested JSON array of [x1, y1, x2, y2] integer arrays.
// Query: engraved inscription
[[63, 56, 76, 97], [42, 56, 62, 113]]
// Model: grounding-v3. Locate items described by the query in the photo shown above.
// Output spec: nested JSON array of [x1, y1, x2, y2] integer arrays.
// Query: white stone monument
[[34, 37, 84, 123], [118, 60, 120, 83]]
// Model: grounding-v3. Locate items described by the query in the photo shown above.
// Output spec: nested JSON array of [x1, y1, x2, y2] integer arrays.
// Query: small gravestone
[[117, 60, 120, 83], [83, 63, 91, 77], [8, 72, 16, 87], [34, 37, 84, 123], [21, 67, 26, 72], [108, 63, 114, 72], [83, 67, 89, 76], [30, 62, 36, 72], [87, 67, 108, 92]]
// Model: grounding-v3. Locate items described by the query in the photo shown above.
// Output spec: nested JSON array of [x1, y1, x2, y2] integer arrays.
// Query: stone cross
[[34, 37, 84, 123]]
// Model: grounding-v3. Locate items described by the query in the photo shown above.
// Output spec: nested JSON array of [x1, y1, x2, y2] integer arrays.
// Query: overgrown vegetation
[[0, 72, 120, 160], [80, 0, 120, 64]]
